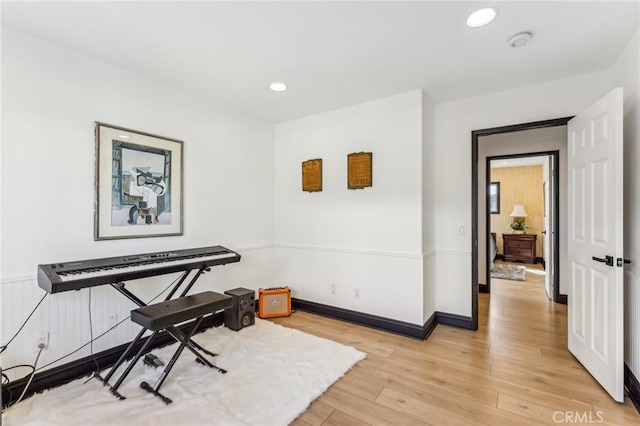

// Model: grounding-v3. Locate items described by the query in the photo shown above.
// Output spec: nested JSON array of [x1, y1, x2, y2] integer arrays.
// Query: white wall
[[422, 92, 436, 322], [614, 29, 640, 381], [0, 28, 275, 376], [2, 21, 637, 382], [273, 91, 424, 324], [477, 127, 566, 294], [431, 70, 614, 317]]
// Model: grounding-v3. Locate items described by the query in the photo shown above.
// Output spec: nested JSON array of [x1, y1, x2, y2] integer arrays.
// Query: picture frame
[[489, 182, 500, 214], [302, 158, 323, 192], [347, 152, 372, 189], [94, 122, 183, 240]]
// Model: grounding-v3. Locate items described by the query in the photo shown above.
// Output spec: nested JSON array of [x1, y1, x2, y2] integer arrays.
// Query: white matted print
[[95, 122, 183, 240]]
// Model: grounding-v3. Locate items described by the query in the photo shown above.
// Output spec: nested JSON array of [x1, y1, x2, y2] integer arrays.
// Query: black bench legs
[[140, 316, 213, 404], [100, 291, 232, 404]]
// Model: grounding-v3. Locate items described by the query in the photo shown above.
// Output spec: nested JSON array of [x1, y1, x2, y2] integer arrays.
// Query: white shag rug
[[4, 319, 365, 426]]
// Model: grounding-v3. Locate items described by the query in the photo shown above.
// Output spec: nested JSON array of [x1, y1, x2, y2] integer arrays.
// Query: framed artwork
[[302, 158, 323, 192], [94, 122, 183, 240], [489, 182, 500, 214], [347, 152, 372, 189]]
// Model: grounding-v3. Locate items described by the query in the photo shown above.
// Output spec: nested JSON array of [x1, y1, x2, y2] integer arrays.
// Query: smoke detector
[[508, 32, 533, 48]]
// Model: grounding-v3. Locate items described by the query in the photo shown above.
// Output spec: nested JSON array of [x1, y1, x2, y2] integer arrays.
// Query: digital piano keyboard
[[37, 245, 241, 294]]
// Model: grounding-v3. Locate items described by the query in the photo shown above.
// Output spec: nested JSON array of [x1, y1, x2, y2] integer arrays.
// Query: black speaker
[[223, 287, 255, 331]]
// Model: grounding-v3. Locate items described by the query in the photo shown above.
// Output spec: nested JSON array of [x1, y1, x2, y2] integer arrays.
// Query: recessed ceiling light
[[118, 135, 130, 139], [270, 82, 288, 92], [502, 161, 510, 165], [466, 8, 498, 28]]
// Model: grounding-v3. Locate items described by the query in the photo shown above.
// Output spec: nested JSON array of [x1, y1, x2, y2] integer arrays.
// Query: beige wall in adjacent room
[[491, 165, 544, 255]]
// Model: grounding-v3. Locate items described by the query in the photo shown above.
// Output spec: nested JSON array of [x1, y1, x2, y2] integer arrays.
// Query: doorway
[[470, 117, 572, 330], [484, 152, 558, 299]]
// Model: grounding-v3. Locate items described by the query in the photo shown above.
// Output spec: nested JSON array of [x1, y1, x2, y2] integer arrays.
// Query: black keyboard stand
[[97, 266, 221, 400]]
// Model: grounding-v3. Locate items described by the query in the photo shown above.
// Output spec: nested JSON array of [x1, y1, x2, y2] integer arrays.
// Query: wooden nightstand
[[502, 233, 537, 264]]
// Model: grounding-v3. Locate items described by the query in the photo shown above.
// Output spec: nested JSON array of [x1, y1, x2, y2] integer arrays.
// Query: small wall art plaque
[[347, 152, 372, 189], [302, 158, 323, 192]]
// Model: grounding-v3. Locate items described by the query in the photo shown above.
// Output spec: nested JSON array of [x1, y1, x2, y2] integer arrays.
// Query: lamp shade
[[510, 204, 528, 217]]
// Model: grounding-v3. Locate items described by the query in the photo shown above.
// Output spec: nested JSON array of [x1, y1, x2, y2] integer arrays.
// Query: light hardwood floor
[[272, 260, 640, 425]]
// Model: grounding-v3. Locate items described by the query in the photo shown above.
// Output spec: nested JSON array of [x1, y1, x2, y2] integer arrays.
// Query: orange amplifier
[[258, 286, 292, 318]]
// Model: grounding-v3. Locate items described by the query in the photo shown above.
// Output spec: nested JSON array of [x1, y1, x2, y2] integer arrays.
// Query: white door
[[549, 161, 557, 298], [546, 157, 557, 300], [568, 88, 624, 402], [543, 179, 551, 299]]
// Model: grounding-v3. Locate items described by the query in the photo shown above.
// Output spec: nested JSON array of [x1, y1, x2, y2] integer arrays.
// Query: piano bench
[[125, 291, 233, 404], [131, 291, 232, 331]]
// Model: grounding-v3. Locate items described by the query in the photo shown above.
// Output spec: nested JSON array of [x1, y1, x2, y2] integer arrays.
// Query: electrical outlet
[[458, 224, 466, 235], [35, 332, 49, 352], [330, 284, 336, 295], [109, 314, 118, 328], [354, 288, 360, 299]]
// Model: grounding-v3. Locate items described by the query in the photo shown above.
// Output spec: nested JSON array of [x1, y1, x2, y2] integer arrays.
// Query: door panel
[[568, 87, 623, 402], [572, 166, 587, 240], [591, 270, 608, 360], [572, 262, 586, 341]]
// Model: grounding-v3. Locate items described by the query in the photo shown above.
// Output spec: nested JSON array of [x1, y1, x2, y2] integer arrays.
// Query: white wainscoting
[[1, 276, 140, 381], [0, 246, 273, 380], [625, 271, 640, 379], [433, 249, 472, 317], [422, 251, 437, 323], [274, 244, 424, 324]]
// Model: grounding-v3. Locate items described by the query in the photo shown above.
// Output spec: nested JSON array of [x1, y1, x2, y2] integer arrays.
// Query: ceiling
[[490, 155, 547, 169], [2, 1, 638, 123]]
